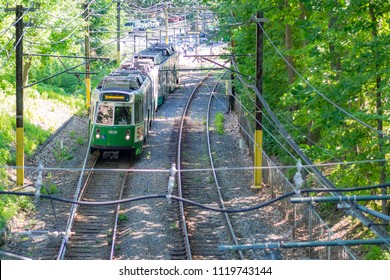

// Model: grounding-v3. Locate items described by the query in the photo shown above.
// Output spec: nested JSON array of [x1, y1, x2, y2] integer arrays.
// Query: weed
[[41, 182, 59, 195], [169, 222, 179, 231], [77, 137, 84, 145], [118, 213, 128, 222], [54, 145, 74, 162], [215, 112, 225, 134], [202, 116, 206, 126]]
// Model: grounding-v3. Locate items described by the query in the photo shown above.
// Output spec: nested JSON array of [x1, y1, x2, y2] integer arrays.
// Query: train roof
[[147, 43, 177, 56], [134, 50, 165, 64], [102, 79, 140, 91], [98, 72, 146, 92], [132, 58, 155, 73]]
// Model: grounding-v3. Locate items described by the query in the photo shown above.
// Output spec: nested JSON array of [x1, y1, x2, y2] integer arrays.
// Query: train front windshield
[[96, 104, 132, 125]]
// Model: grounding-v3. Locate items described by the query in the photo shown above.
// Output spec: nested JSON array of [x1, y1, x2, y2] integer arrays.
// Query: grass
[[0, 82, 84, 231]]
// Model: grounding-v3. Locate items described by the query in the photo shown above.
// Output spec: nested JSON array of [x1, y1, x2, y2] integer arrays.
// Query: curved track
[[174, 71, 243, 260]]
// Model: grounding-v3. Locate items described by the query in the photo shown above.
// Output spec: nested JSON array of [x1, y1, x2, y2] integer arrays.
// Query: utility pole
[[84, 2, 91, 109], [116, 0, 121, 66], [5, 5, 36, 186], [15, 5, 24, 187], [196, 0, 200, 44], [252, 11, 265, 189], [229, 12, 236, 112], [165, 4, 169, 44]]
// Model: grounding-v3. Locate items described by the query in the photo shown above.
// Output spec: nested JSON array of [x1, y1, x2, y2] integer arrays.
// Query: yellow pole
[[253, 130, 263, 188], [86, 77, 91, 108], [15, 5, 24, 186], [252, 11, 264, 189]]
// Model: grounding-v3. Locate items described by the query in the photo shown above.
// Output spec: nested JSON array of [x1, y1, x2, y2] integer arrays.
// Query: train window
[[96, 105, 113, 125], [114, 106, 132, 125], [134, 101, 143, 123]]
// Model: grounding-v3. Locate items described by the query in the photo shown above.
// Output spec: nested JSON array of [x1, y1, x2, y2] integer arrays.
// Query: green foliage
[[205, 0, 390, 196], [364, 245, 390, 260], [41, 182, 59, 195], [54, 144, 74, 162], [0, 189, 18, 230], [118, 213, 128, 222], [77, 137, 84, 145], [0, 0, 118, 232], [24, 121, 52, 157], [215, 112, 225, 134]]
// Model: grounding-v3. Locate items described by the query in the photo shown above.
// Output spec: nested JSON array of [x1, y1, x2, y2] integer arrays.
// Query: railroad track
[[57, 152, 129, 260], [171, 70, 243, 260]]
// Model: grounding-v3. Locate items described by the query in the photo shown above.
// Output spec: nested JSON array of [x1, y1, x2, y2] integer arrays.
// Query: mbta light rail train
[[88, 43, 178, 157], [134, 43, 179, 106]]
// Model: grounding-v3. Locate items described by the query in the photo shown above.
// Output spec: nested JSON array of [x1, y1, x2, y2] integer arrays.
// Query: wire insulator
[[34, 162, 44, 203], [170, 163, 177, 177], [167, 176, 175, 203], [293, 160, 304, 195]]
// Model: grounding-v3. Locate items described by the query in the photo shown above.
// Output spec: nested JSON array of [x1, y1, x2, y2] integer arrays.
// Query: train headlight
[[96, 129, 101, 139], [125, 130, 130, 141]]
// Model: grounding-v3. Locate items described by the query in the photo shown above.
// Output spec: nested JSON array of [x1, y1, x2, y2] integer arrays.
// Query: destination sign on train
[[101, 93, 129, 102]]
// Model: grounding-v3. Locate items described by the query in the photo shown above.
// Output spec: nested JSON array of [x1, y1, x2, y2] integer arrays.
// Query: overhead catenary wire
[[204, 55, 335, 192], [254, 19, 390, 140], [212, 78, 389, 247], [226, 59, 378, 188], [2, 158, 388, 174], [0, 25, 28, 70], [231, 46, 390, 246], [195, 54, 361, 193], [1, 5, 33, 37], [25, 7, 94, 47], [210, 79, 387, 251]]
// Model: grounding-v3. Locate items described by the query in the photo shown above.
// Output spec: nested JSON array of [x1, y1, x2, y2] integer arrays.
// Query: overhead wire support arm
[[219, 238, 390, 252], [191, 55, 251, 78], [291, 195, 390, 204], [23, 53, 111, 60], [24, 61, 88, 88]]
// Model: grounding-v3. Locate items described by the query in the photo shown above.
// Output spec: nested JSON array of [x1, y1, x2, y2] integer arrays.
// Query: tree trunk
[[284, 0, 295, 84], [328, 0, 341, 76], [369, 4, 388, 216]]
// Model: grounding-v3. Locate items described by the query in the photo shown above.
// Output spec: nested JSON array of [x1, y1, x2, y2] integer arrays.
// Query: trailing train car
[[149, 43, 179, 91], [127, 58, 160, 112], [133, 43, 179, 106], [89, 70, 154, 156]]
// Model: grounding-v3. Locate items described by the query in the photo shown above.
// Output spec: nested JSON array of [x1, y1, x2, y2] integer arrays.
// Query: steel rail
[[110, 171, 129, 260], [57, 152, 100, 260], [58, 156, 129, 260], [206, 72, 244, 260], [177, 75, 211, 260]]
